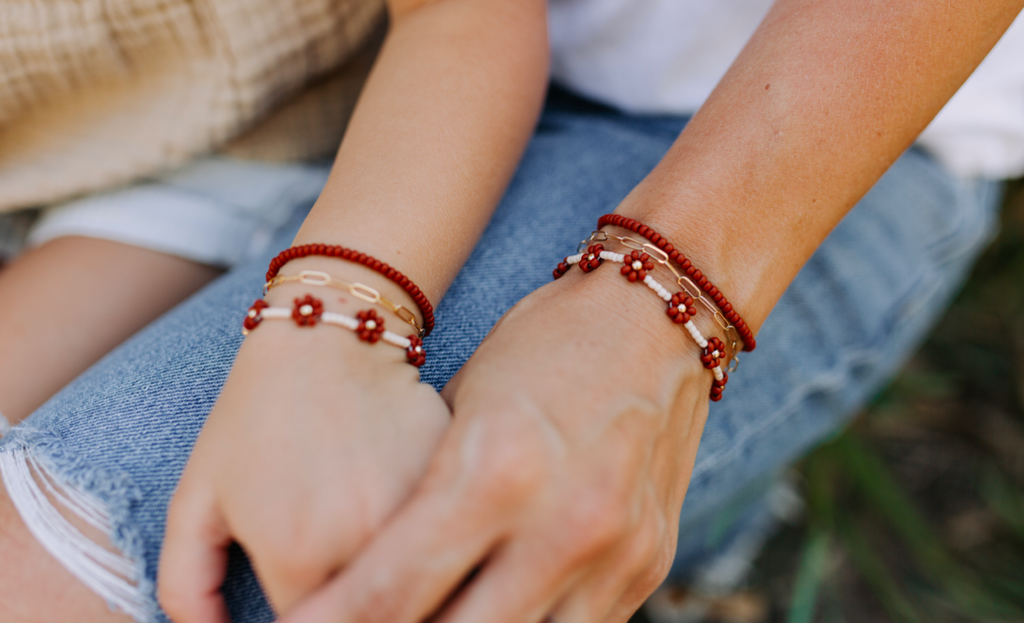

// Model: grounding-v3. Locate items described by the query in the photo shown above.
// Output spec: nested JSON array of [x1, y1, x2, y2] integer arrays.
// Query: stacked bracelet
[[264, 270, 425, 337], [267, 244, 435, 337], [242, 294, 426, 367], [597, 214, 755, 351], [554, 243, 730, 400]]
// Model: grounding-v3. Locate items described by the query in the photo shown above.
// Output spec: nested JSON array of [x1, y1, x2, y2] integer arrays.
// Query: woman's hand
[[281, 264, 717, 623], [158, 294, 451, 622]]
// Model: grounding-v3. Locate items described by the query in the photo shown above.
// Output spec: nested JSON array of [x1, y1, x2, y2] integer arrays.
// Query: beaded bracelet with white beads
[[242, 294, 426, 367], [554, 243, 729, 401]]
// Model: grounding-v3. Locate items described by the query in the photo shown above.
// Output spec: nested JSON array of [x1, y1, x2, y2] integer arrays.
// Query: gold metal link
[[263, 271, 423, 337], [350, 282, 382, 304], [296, 270, 332, 287], [641, 243, 669, 263], [585, 234, 744, 372], [393, 306, 418, 327], [617, 236, 647, 251]]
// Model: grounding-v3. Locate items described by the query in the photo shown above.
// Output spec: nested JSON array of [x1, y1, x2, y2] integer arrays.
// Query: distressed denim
[[0, 86, 1002, 622]]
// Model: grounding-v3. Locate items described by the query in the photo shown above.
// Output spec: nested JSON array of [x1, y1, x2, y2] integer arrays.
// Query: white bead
[[415, 346, 423, 353], [322, 311, 358, 330], [632, 260, 643, 270], [713, 366, 724, 381], [383, 331, 411, 348], [247, 309, 257, 318], [684, 321, 708, 349], [262, 308, 291, 319], [567, 253, 583, 263], [300, 304, 313, 315], [365, 320, 377, 330]]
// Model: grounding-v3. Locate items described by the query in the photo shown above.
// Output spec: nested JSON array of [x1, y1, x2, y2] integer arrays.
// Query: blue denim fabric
[[0, 87, 1002, 622]]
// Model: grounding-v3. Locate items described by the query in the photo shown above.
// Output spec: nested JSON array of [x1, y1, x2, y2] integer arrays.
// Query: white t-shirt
[[549, 0, 1024, 179]]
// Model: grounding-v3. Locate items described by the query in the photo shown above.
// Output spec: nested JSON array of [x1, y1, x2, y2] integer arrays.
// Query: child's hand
[[158, 312, 450, 621], [279, 266, 716, 623]]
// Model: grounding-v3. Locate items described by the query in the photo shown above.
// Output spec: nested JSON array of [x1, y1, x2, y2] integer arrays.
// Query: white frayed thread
[[0, 409, 10, 437], [0, 447, 150, 620]]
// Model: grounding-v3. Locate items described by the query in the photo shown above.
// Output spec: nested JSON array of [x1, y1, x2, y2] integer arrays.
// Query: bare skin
[[0, 237, 221, 423], [0, 479, 132, 622], [0, 237, 219, 621], [1, 0, 1022, 622]]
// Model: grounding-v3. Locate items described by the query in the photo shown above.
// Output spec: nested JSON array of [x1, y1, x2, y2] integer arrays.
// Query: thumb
[[158, 478, 232, 623]]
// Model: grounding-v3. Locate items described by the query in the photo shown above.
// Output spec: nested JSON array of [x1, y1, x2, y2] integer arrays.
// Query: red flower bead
[[710, 374, 729, 402], [406, 335, 426, 367], [292, 295, 324, 327], [619, 250, 654, 282], [700, 337, 727, 370], [579, 244, 605, 273], [553, 260, 571, 280], [356, 309, 386, 343], [666, 293, 697, 324], [243, 299, 270, 333]]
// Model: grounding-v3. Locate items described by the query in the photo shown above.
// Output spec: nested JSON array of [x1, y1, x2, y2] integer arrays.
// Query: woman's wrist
[[612, 192, 781, 339], [548, 259, 722, 392], [265, 256, 423, 327], [252, 255, 429, 371]]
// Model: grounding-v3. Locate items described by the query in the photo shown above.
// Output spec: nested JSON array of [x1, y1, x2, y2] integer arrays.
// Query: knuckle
[[625, 523, 661, 573], [561, 489, 631, 554], [260, 534, 334, 579], [350, 580, 405, 623], [157, 581, 194, 622], [640, 543, 675, 593], [465, 418, 549, 504]]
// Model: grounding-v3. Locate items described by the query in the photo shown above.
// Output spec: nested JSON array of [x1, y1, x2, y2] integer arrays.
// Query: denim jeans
[[0, 87, 1002, 622]]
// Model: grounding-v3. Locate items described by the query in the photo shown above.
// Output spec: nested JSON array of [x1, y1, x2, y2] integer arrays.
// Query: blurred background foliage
[[638, 178, 1024, 623]]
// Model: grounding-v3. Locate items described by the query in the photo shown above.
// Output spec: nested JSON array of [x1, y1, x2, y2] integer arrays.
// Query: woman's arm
[[289, 0, 549, 304], [274, 2, 1024, 623], [629, 0, 1024, 330], [159, 1, 549, 620]]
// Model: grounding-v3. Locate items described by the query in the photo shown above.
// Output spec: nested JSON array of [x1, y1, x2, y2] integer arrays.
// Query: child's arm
[[0, 236, 220, 424]]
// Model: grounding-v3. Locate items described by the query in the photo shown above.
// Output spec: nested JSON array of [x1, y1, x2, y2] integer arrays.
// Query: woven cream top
[[0, 0, 383, 213]]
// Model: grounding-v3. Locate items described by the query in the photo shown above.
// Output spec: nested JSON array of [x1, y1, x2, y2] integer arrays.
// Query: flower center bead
[[248, 309, 258, 318], [415, 346, 423, 353], [300, 304, 313, 315], [365, 320, 377, 330], [632, 260, 643, 271]]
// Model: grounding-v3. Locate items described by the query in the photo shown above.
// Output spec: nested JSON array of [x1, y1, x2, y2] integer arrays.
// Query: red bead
[[291, 294, 324, 327], [356, 309, 386, 343], [266, 244, 435, 336], [406, 335, 426, 367], [596, 213, 755, 352]]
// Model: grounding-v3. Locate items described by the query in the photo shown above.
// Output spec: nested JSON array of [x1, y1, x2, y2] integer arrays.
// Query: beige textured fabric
[[0, 0, 384, 213]]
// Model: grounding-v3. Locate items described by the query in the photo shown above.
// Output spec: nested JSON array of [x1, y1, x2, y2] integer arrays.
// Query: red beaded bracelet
[[554, 241, 730, 400], [597, 215, 756, 351], [267, 244, 435, 337]]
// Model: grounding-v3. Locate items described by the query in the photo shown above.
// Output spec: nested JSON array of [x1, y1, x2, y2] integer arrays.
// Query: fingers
[[435, 538, 581, 623], [550, 495, 672, 623], [281, 484, 502, 623], [158, 479, 232, 623], [242, 493, 369, 616]]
